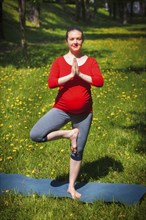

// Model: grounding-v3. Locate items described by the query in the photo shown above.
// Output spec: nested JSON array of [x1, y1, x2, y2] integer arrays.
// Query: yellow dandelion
[[7, 156, 13, 160], [4, 201, 9, 206]]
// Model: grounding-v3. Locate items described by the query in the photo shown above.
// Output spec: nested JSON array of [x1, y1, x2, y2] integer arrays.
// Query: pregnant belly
[[54, 90, 92, 114]]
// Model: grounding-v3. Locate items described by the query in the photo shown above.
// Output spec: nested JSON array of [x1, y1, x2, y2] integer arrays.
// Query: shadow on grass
[[85, 32, 146, 40], [113, 111, 146, 154], [1, 2, 146, 69], [56, 156, 124, 182], [122, 112, 146, 154], [105, 65, 146, 74], [1, 28, 145, 68], [0, 42, 113, 68]]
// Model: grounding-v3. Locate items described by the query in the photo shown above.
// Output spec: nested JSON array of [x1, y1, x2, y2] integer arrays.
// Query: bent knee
[[71, 151, 83, 161], [30, 129, 47, 142]]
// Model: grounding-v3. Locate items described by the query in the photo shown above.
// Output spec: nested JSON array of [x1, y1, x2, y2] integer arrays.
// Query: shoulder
[[88, 56, 97, 62], [86, 56, 99, 65], [51, 56, 65, 68], [53, 56, 64, 64]]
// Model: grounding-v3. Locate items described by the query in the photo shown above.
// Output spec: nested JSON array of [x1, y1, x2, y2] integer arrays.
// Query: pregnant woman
[[30, 26, 104, 199]]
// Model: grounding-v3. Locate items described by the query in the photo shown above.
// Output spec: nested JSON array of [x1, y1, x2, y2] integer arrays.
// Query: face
[[66, 30, 83, 54]]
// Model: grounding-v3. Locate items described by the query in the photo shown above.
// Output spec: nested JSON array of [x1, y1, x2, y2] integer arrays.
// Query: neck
[[68, 51, 82, 58]]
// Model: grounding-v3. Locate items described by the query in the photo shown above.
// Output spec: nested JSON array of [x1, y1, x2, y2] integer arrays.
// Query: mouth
[[72, 43, 79, 48]]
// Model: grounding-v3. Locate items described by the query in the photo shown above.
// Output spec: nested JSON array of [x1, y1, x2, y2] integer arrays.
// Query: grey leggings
[[30, 108, 93, 161]]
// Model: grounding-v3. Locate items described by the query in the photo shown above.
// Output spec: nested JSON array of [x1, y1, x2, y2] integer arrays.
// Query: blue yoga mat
[[0, 173, 146, 204]]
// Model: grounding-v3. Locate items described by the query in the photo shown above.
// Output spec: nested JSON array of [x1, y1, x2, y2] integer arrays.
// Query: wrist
[[78, 72, 81, 77], [70, 72, 74, 78]]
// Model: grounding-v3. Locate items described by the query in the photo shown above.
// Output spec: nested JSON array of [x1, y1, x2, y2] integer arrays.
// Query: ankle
[[68, 183, 75, 190]]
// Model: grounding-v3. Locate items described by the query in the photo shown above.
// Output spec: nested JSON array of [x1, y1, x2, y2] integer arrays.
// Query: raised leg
[[47, 128, 79, 151]]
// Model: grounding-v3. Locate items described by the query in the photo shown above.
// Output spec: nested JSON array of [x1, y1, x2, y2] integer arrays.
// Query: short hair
[[65, 26, 84, 41]]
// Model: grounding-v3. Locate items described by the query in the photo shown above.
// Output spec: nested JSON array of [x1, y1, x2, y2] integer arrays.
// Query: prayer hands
[[71, 58, 79, 77]]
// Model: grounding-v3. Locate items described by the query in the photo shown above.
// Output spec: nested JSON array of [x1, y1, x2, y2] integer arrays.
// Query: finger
[[73, 57, 76, 63], [75, 62, 79, 74]]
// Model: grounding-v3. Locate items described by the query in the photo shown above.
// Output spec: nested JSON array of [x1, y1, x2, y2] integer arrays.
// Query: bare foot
[[67, 187, 81, 199], [69, 128, 79, 153]]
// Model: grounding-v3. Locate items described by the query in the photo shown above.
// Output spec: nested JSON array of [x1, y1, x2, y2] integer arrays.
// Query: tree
[[93, 0, 98, 18], [0, 0, 4, 39], [86, 0, 90, 20], [28, 0, 41, 27], [107, 0, 146, 24], [18, 0, 27, 56], [107, 0, 130, 24], [75, 0, 91, 21], [75, 0, 82, 21]]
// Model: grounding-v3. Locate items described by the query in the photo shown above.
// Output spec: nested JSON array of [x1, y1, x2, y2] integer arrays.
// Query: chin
[[71, 48, 80, 53]]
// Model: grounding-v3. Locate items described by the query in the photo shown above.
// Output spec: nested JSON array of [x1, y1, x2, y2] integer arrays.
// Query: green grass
[[0, 0, 146, 219]]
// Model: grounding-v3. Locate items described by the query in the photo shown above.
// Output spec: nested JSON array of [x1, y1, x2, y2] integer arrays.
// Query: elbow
[[48, 83, 54, 89], [48, 79, 58, 89], [99, 78, 104, 87], [48, 83, 53, 89], [92, 77, 104, 87]]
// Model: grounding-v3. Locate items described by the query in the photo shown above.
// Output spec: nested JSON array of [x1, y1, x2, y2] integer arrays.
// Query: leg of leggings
[[30, 108, 70, 142], [70, 112, 93, 161]]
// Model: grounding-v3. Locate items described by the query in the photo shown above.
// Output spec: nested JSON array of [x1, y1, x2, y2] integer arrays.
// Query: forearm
[[78, 72, 92, 84], [58, 73, 74, 85]]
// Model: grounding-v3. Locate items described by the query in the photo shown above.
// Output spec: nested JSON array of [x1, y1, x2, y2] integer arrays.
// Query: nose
[[73, 39, 77, 43]]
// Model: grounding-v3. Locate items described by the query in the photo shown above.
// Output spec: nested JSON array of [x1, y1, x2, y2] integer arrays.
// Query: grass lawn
[[0, 1, 146, 219]]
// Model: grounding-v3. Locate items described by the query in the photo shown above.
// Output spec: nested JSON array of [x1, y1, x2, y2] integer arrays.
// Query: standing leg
[[67, 158, 82, 199], [67, 113, 93, 199]]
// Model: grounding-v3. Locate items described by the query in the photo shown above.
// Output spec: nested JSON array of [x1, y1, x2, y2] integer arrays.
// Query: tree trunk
[[113, 1, 117, 19], [29, 2, 40, 27], [108, 2, 112, 17], [93, 0, 98, 18], [0, 0, 4, 39], [118, 1, 128, 24], [130, 0, 134, 19], [86, 0, 90, 21], [123, 2, 128, 25], [75, 0, 81, 21], [18, 0, 27, 56], [81, 0, 86, 21], [142, 1, 146, 16]]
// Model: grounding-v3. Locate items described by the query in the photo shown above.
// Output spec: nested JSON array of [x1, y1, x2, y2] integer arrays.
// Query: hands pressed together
[[58, 57, 92, 86], [71, 58, 80, 77]]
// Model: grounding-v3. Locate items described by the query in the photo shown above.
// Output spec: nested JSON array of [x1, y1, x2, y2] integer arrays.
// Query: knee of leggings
[[71, 151, 83, 161], [30, 130, 47, 142]]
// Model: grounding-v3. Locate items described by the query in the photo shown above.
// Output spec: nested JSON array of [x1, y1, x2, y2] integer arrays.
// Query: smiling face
[[66, 30, 84, 55]]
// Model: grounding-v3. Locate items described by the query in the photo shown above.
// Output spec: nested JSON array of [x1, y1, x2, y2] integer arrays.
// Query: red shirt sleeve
[[90, 58, 104, 87], [48, 58, 60, 88]]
